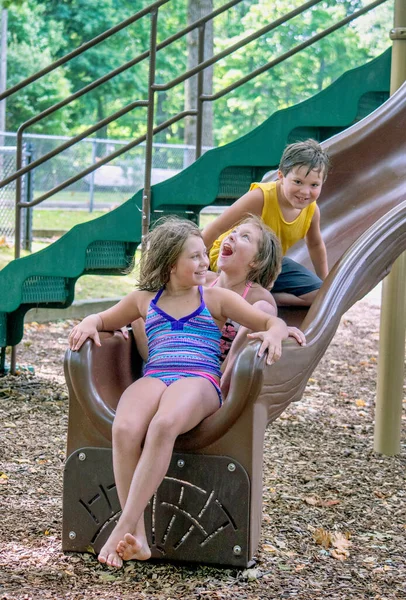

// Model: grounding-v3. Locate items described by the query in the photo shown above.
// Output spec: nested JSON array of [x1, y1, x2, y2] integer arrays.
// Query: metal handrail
[[0, 0, 244, 197], [0, 101, 148, 189], [1, 0, 247, 255], [0, 0, 169, 101], [154, 0, 323, 92], [0, 0, 390, 258], [1, 0, 242, 166], [21, 110, 197, 208], [204, 0, 389, 101]]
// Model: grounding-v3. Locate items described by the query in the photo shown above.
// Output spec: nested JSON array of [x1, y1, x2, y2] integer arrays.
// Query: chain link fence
[[0, 143, 32, 246], [1, 132, 207, 209], [0, 132, 212, 248]]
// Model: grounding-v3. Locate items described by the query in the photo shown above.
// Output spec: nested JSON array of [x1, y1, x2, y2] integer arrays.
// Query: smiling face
[[171, 234, 209, 285], [278, 165, 324, 210], [217, 223, 261, 274]]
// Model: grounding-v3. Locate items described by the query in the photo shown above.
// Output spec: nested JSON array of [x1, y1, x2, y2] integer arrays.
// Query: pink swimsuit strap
[[210, 277, 253, 299]]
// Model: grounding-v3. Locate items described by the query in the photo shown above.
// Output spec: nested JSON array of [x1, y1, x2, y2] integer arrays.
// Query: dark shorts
[[272, 257, 322, 297]]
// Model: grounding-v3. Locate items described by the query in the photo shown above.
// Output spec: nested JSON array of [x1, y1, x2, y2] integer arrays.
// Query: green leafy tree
[[6, 2, 72, 133], [212, 0, 393, 144], [4, 0, 394, 146]]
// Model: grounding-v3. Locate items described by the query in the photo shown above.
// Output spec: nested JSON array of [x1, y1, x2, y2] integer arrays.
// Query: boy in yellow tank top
[[202, 139, 330, 307]]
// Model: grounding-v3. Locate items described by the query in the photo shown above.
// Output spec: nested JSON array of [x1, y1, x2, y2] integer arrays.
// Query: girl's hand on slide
[[287, 326, 306, 346], [68, 325, 101, 351], [247, 331, 282, 365]]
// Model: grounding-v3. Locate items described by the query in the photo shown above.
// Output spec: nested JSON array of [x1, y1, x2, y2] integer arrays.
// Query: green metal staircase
[[0, 48, 391, 352]]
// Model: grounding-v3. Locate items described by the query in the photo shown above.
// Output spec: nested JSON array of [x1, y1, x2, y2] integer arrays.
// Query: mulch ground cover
[[0, 299, 405, 600]]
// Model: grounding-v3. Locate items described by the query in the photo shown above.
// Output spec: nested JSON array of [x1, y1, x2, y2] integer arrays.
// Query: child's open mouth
[[221, 242, 233, 256]]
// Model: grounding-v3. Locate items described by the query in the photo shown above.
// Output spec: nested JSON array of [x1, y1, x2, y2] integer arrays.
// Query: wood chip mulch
[[0, 301, 405, 600]]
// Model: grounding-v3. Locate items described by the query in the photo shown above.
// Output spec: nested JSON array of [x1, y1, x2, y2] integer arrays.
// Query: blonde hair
[[138, 217, 202, 292], [236, 215, 282, 289]]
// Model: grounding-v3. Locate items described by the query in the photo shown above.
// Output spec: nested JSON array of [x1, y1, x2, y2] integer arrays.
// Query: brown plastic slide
[[63, 83, 406, 567]]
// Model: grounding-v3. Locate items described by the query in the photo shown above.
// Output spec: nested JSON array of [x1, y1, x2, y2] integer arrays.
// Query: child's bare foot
[[98, 544, 123, 568], [117, 533, 151, 561]]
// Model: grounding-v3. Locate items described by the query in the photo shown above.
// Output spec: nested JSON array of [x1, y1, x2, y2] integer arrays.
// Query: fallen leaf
[[320, 499, 341, 507], [262, 544, 277, 553], [99, 573, 118, 582], [374, 490, 389, 499], [242, 568, 260, 580], [313, 528, 332, 549], [330, 549, 346, 561], [304, 496, 319, 506], [304, 496, 340, 507], [329, 532, 352, 560]]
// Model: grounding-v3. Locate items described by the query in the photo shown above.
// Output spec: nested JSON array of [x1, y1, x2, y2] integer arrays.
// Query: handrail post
[[14, 130, 23, 259], [195, 23, 206, 160], [11, 130, 25, 374], [23, 142, 34, 251], [142, 8, 159, 248], [374, 0, 406, 456], [89, 140, 97, 213]]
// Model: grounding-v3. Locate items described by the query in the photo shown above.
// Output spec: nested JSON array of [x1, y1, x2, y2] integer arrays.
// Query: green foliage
[[6, 2, 72, 133], [4, 0, 394, 144], [1, 0, 26, 8], [212, 0, 393, 144]]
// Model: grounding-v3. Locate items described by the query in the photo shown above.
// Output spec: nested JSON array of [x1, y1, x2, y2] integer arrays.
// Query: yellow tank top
[[209, 180, 316, 270]]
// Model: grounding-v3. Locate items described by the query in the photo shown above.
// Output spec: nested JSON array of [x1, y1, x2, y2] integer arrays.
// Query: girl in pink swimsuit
[[207, 215, 306, 392], [68, 217, 289, 569]]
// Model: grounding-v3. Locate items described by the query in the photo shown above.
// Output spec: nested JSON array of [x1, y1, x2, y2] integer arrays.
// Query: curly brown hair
[[234, 215, 282, 290], [138, 217, 202, 292]]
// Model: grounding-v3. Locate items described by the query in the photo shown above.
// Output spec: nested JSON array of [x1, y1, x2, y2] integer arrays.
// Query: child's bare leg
[[221, 299, 277, 397], [273, 289, 319, 307], [105, 377, 220, 564], [98, 377, 166, 567]]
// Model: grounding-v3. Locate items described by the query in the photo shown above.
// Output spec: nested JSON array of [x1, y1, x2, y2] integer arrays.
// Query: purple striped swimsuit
[[143, 286, 223, 405]]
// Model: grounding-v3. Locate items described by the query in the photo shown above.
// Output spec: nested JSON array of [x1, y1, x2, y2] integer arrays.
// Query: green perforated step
[[217, 166, 271, 200], [21, 276, 69, 304], [84, 241, 137, 273]]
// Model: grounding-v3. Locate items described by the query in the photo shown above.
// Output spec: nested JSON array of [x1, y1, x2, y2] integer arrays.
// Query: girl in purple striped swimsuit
[[68, 217, 288, 569]]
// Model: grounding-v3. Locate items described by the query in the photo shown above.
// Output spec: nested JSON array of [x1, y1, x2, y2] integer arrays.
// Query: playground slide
[[63, 83, 406, 566]]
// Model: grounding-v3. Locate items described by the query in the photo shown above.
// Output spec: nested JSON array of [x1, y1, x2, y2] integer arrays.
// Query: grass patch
[[74, 272, 137, 300], [0, 242, 49, 271], [31, 208, 217, 233], [36, 189, 130, 206], [33, 209, 108, 231], [0, 212, 219, 300]]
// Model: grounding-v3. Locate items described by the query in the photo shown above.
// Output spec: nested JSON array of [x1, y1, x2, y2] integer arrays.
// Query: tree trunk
[[184, 0, 213, 166]]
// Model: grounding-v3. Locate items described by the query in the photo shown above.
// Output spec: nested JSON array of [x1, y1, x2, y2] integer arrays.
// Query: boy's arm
[[201, 187, 264, 249], [305, 205, 328, 280]]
